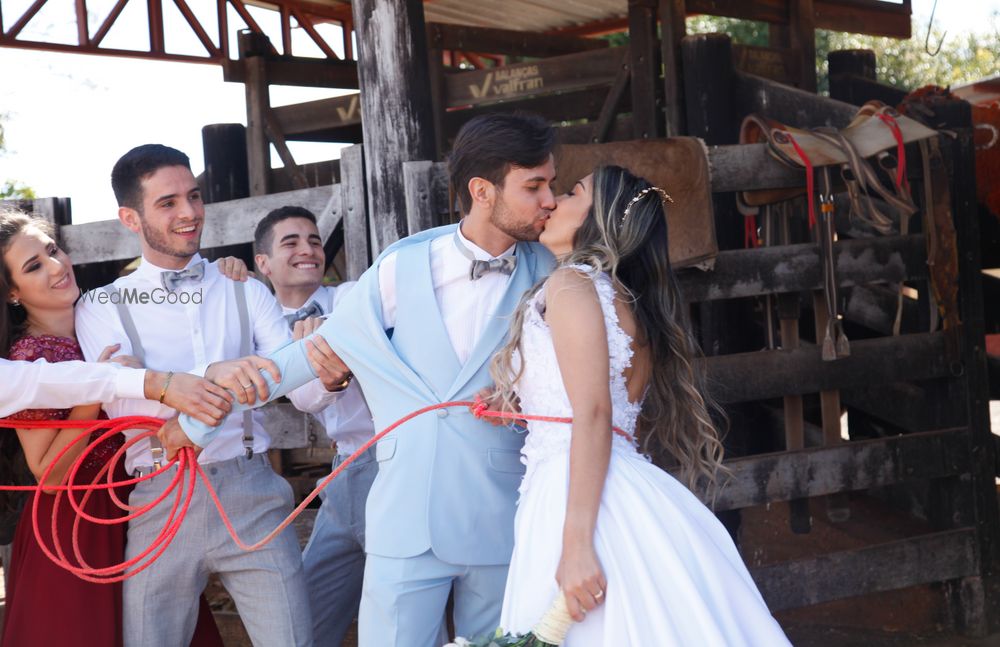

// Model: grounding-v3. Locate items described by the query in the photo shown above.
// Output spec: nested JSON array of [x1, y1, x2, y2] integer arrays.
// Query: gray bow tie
[[160, 261, 206, 291], [453, 228, 516, 281], [284, 300, 324, 328], [469, 256, 516, 280]]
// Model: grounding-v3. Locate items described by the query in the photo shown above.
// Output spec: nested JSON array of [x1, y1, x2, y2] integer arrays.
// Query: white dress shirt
[[0, 359, 145, 417], [281, 284, 375, 456], [75, 253, 292, 473], [379, 223, 515, 363]]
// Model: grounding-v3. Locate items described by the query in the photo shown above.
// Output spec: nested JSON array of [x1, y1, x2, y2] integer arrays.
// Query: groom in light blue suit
[[169, 113, 558, 646]]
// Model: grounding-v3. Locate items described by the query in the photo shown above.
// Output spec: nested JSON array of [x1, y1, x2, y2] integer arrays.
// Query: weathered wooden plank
[[677, 235, 926, 303], [271, 94, 361, 136], [842, 381, 961, 434], [752, 529, 978, 611], [684, 0, 910, 39], [628, 0, 661, 139], [732, 44, 801, 86], [443, 86, 630, 140], [222, 57, 359, 89], [340, 144, 370, 281], [843, 283, 920, 335], [402, 160, 437, 236], [659, 0, 686, 137], [702, 331, 952, 403], [591, 50, 632, 144], [245, 55, 270, 197], [444, 46, 626, 109], [426, 22, 606, 57], [201, 123, 249, 203], [61, 186, 338, 264], [712, 427, 970, 511], [790, 0, 817, 92], [353, 0, 437, 255], [736, 71, 859, 129]]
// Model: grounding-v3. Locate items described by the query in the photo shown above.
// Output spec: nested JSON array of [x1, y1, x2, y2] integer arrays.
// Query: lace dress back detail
[[512, 265, 644, 494]]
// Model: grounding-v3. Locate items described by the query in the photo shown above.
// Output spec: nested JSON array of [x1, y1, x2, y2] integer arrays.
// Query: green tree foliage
[[0, 115, 36, 200], [684, 13, 1000, 95]]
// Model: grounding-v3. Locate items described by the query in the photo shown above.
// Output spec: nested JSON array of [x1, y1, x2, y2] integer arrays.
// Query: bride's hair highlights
[[490, 165, 727, 495]]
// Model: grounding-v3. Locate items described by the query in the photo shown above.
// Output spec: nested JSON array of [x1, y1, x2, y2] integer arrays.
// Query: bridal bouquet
[[444, 593, 573, 647]]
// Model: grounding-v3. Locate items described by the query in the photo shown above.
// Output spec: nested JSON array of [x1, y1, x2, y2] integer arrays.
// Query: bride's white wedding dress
[[499, 267, 791, 646]]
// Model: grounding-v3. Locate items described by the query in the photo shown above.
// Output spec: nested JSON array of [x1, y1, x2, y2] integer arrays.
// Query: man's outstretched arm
[[174, 332, 329, 453]]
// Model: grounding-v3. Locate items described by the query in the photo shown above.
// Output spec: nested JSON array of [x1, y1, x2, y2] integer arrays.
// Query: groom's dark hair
[[448, 113, 556, 213]]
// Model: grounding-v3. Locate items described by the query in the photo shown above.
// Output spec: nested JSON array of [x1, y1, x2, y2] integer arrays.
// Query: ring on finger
[[594, 590, 604, 599], [240, 382, 253, 389]]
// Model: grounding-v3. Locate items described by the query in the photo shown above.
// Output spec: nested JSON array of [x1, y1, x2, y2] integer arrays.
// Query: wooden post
[[201, 124, 249, 204], [789, 0, 817, 92], [240, 32, 273, 197], [659, 0, 686, 137], [340, 144, 370, 281], [351, 0, 437, 255], [628, 0, 661, 139], [828, 49, 876, 105]]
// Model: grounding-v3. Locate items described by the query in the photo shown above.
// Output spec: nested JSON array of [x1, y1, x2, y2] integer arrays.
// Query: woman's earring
[[10, 299, 19, 306]]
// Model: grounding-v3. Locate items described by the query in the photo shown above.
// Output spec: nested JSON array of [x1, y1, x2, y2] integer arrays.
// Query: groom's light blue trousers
[[359, 549, 510, 647]]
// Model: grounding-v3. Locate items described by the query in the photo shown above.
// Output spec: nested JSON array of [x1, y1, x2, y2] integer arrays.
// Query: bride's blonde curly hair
[[489, 165, 728, 497]]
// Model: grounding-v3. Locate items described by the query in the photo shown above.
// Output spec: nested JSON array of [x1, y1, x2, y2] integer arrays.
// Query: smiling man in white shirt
[[75, 144, 316, 647], [253, 205, 374, 647]]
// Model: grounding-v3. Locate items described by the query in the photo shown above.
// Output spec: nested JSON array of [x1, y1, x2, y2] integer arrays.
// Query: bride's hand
[[556, 540, 607, 622]]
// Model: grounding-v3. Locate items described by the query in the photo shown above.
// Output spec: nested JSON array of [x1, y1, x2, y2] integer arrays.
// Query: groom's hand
[[303, 334, 352, 392], [157, 415, 202, 461], [205, 356, 281, 405]]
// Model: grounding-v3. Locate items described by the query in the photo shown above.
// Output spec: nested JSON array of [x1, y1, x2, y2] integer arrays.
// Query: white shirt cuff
[[289, 377, 345, 413], [115, 367, 148, 401]]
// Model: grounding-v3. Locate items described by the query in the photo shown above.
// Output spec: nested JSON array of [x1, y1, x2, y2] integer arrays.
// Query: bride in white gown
[[489, 165, 790, 646]]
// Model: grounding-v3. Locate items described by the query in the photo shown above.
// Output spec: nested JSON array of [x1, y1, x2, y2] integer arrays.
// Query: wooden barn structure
[[5, 0, 1000, 641]]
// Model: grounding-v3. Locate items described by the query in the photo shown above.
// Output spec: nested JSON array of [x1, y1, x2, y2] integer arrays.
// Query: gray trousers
[[123, 453, 312, 647], [302, 446, 377, 646]]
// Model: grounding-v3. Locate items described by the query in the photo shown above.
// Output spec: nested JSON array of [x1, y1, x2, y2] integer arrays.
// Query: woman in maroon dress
[[0, 211, 224, 646]]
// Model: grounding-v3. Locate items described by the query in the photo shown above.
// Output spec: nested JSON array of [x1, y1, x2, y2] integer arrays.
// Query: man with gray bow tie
[[253, 205, 376, 646], [75, 145, 334, 647]]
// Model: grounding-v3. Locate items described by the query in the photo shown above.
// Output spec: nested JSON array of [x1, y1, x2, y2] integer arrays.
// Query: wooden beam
[[814, 0, 911, 39], [627, 0, 661, 139], [244, 55, 270, 197], [340, 144, 370, 280], [789, 0, 817, 92], [271, 93, 361, 136], [702, 331, 952, 404], [426, 22, 606, 58], [736, 71, 859, 129], [732, 44, 801, 86], [712, 427, 971, 511], [352, 0, 436, 254], [676, 234, 927, 303], [402, 160, 439, 236], [444, 46, 626, 109], [222, 57, 359, 89], [752, 529, 978, 611], [61, 186, 339, 264], [659, 0, 686, 137], [591, 50, 632, 143]]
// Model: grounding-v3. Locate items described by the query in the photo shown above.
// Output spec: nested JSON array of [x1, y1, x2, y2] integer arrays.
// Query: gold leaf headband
[[621, 186, 673, 224]]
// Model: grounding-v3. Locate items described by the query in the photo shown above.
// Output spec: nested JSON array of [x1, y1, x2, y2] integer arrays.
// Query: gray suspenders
[[104, 280, 255, 468]]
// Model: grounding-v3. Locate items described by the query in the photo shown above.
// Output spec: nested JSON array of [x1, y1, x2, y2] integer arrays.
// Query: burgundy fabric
[[2, 334, 223, 647]]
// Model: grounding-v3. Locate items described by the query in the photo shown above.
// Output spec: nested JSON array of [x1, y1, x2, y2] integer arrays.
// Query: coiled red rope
[[0, 401, 632, 583]]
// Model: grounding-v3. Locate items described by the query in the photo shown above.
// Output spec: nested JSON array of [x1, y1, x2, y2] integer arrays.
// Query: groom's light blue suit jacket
[[181, 224, 553, 564]]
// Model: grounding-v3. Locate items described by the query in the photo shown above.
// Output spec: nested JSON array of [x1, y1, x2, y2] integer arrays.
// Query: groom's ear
[[468, 177, 496, 208]]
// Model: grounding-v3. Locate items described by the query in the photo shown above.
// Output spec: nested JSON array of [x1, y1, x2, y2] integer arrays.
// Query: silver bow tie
[[284, 300, 324, 327], [160, 261, 206, 291], [469, 256, 516, 280], [453, 228, 516, 281]]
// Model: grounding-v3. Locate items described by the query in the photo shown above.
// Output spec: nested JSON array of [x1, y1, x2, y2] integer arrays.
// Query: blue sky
[[0, 0, 997, 224]]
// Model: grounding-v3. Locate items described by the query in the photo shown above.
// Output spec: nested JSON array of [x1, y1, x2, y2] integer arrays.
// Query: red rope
[[786, 132, 817, 229], [0, 401, 632, 581], [876, 112, 909, 191]]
